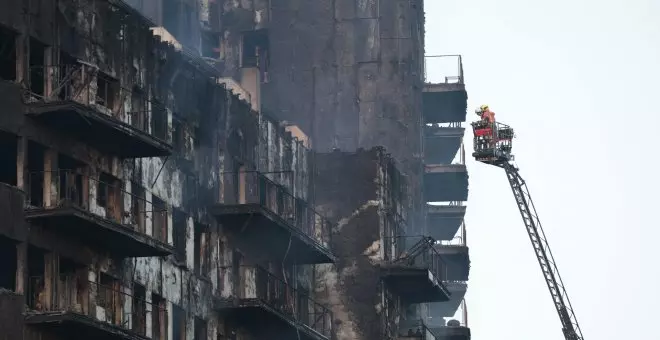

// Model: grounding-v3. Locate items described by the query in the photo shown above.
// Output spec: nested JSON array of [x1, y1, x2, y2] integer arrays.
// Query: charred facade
[[0, 1, 333, 339], [0, 1, 470, 340]]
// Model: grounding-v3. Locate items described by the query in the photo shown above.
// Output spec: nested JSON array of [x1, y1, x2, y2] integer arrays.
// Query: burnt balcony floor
[[25, 101, 172, 158], [424, 165, 469, 202], [425, 126, 464, 165], [381, 265, 450, 304], [427, 204, 466, 241], [423, 83, 468, 124], [25, 311, 149, 340], [25, 205, 174, 258], [431, 326, 471, 340], [435, 245, 470, 281], [209, 203, 335, 264], [429, 282, 468, 318], [214, 298, 329, 340]]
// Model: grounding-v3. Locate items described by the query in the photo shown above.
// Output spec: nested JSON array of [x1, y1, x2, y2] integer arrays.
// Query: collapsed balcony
[[423, 55, 468, 125], [25, 275, 160, 340], [214, 265, 332, 340], [209, 171, 335, 264], [24, 63, 173, 158], [381, 236, 451, 304], [24, 170, 174, 258], [399, 319, 437, 340]]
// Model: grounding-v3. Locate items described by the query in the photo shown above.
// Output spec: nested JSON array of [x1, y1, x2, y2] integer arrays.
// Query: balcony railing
[[25, 170, 168, 244], [220, 265, 332, 337], [26, 275, 163, 337], [390, 236, 449, 282], [220, 171, 332, 248], [424, 55, 464, 85], [25, 64, 170, 142], [399, 320, 437, 340]]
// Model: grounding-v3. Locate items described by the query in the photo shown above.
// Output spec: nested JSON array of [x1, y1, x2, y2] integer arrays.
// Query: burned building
[[313, 147, 451, 340], [0, 0, 471, 340], [0, 1, 334, 339]]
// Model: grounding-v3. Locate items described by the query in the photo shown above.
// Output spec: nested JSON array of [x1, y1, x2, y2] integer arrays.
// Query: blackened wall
[[211, 0, 427, 234], [314, 148, 407, 340]]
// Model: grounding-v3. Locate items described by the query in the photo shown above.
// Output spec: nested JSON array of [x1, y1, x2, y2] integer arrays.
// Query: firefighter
[[474, 104, 496, 150], [479, 104, 495, 123]]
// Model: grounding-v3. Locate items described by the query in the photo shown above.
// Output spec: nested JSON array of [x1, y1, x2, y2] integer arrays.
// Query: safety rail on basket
[[472, 121, 516, 164]]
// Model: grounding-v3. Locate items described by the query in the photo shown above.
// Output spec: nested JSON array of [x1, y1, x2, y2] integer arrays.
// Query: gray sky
[[424, 0, 660, 338]]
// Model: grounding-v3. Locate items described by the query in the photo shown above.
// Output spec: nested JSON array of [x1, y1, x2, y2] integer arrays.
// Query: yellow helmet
[[480, 104, 489, 111]]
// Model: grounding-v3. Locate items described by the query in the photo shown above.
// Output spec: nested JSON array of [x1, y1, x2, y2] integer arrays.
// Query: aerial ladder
[[471, 118, 584, 340]]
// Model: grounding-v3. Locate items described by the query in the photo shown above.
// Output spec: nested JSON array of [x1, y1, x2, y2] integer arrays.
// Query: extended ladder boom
[[502, 162, 584, 340]]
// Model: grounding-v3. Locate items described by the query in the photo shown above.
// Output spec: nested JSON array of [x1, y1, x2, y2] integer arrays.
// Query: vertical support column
[[238, 166, 246, 204], [43, 47, 54, 99], [15, 33, 27, 86], [15, 242, 26, 295], [43, 149, 59, 207], [43, 252, 58, 310], [16, 136, 26, 191]]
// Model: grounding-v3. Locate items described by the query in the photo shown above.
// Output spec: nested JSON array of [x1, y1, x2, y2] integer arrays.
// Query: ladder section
[[503, 163, 583, 340]]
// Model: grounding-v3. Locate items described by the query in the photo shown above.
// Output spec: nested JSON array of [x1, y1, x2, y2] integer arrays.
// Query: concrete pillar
[[14, 242, 26, 295], [43, 149, 58, 207], [43, 252, 58, 310], [43, 47, 54, 99], [14, 33, 26, 86], [16, 136, 26, 191]]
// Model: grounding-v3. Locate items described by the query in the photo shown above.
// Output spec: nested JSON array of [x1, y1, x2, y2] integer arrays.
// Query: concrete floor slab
[[427, 205, 466, 241], [424, 165, 469, 202], [423, 84, 468, 124]]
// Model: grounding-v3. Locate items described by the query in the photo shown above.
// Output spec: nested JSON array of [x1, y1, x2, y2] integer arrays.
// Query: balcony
[[428, 282, 468, 319], [214, 265, 332, 340], [381, 236, 450, 304], [25, 275, 160, 340], [426, 203, 466, 241], [24, 64, 172, 158], [425, 124, 465, 166], [423, 55, 467, 124], [435, 239, 470, 282], [424, 166, 468, 203], [24, 170, 174, 258], [209, 171, 335, 264], [398, 320, 437, 340]]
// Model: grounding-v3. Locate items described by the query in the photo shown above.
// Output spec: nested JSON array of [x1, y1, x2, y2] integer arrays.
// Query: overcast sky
[[424, 0, 660, 338]]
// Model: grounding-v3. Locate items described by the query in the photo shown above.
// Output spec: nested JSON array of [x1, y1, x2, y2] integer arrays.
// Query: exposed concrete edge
[[425, 164, 468, 174], [424, 82, 466, 93]]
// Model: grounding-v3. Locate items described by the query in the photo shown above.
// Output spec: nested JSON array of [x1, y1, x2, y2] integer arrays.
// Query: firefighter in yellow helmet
[[479, 104, 495, 123]]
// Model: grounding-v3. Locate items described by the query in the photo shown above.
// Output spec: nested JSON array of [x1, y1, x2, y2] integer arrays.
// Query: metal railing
[[399, 319, 437, 340], [471, 121, 515, 154], [219, 171, 332, 249], [424, 55, 464, 84], [389, 235, 449, 282], [26, 275, 164, 337], [25, 170, 168, 244], [24, 64, 170, 142], [219, 265, 332, 337]]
